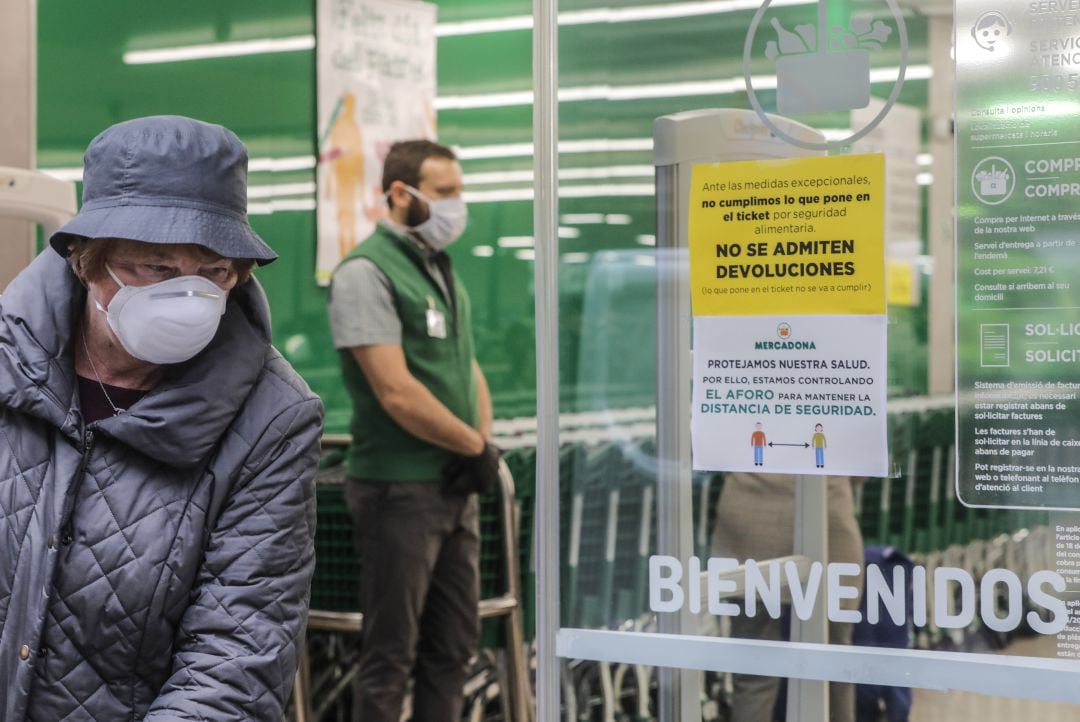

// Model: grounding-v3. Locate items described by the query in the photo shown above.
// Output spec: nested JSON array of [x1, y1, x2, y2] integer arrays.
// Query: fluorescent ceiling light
[[248, 198, 317, 215], [436, 0, 814, 37], [605, 213, 632, 225], [559, 138, 653, 153], [47, 151, 653, 190], [566, 165, 653, 180], [916, 172, 934, 186], [266, 198, 317, 211], [468, 185, 655, 203], [637, 234, 657, 246], [916, 153, 933, 166], [123, 35, 316, 65], [558, 226, 581, 238], [561, 213, 607, 224], [455, 138, 652, 160], [437, 16, 534, 36], [119, 0, 870, 66], [464, 188, 538, 202], [247, 181, 317, 199], [465, 169, 535, 185], [472, 245, 495, 257], [514, 249, 536, 261], [605, 79, 750, 100], [42, 154, 316, 183], [563, 0, 814, 25], [633, 255, 657, 266], [249, 155, 317, 172], [562, 252, 591, 264], [560, 184, 654, 198], [497, 236, 535, 248], [39, 169, 319, 207], [438, 91, 533, 110], [465, 164, 654, 186], [435, 65, 930, 110], [455, 143, 534, 160]]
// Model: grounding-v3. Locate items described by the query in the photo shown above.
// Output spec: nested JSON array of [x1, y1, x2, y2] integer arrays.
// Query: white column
[[0, 0, 36, 291], [927, 14, 955, 394], [532, 0, 561, 716]]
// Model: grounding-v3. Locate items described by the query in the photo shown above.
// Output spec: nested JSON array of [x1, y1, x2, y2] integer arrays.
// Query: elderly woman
[[0, 116, 323, 720]]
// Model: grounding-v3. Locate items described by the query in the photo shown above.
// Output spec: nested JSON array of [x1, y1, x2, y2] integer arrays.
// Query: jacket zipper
[[59, 428, 95, 545]]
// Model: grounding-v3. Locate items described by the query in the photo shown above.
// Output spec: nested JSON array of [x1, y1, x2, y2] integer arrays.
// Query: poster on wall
[[688, 154, 889, 477], [315, 0, 437, 284], [955, 1, 1080, 510]]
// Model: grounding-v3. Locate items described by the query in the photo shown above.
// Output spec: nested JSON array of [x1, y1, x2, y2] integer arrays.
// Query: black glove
[[442, 442, 502, 496]]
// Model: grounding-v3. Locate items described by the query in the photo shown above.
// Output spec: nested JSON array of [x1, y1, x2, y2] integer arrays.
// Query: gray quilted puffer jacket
[[0, 251, 323, 720]]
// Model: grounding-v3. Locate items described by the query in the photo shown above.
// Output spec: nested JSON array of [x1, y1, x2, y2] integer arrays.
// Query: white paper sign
[[687, 155, 889, 477], [315, 0, 437, 284], [691, 314, 889, 477]]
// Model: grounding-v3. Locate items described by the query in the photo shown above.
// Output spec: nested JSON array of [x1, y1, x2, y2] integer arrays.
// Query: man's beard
[[405, 197, 429, 228]]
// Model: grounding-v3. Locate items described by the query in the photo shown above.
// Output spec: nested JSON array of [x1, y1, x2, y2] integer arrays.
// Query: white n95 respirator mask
[[96, 265, 227, 364], [405, 186, 468, 251]]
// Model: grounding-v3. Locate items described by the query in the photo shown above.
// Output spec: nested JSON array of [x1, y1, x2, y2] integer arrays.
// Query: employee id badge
[[426, 296, 447, 339]]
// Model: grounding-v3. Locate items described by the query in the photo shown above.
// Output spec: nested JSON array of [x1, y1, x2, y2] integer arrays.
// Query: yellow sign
[[689, 154, 886, 316], [886, 259, 919, 307]]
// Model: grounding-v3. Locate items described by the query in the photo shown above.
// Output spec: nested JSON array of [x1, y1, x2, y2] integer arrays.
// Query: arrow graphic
[[769, 442, 810, 448]]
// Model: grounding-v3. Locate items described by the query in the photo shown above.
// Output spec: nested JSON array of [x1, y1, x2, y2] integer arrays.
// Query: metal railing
[[292, 456, 534, 721]]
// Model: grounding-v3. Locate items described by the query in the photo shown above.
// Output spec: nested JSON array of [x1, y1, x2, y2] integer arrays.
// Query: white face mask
[[405, 186, 468, 250], [95, 265, 227, 364]]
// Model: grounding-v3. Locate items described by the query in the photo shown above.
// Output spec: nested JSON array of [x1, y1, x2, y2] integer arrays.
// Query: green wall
[[38, 0, 931, 432]]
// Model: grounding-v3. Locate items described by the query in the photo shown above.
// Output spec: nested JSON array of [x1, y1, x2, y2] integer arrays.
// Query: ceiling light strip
[[435, 65, 931, 110], [42, 145, 651, 184], [120, 0, 878, 64], [248, 155, 317, 172], [466, 182, 654, 203], [247, 181, 317, 199], [123, 35, 316, 65], [436, 16, 535, 36], [455, 138, 652, 160], [436, 0, 815, 37], [465, 164, 655, 185], [43, 155, 318, 183], [248, 198, 318, 215]]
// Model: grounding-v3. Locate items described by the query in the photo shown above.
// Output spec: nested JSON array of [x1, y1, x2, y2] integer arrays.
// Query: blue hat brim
[[49, 202, 278, 265]]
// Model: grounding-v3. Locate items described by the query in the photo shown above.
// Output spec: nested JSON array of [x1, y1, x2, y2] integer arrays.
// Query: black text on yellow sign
[[690, 154, 886, 317]]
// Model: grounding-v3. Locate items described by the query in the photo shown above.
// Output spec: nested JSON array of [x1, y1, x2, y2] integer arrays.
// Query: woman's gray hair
[[65, 237, 255, 286]]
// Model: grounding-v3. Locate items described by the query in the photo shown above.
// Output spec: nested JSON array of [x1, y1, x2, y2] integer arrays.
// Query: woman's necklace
[[80, 329, 126, 416]]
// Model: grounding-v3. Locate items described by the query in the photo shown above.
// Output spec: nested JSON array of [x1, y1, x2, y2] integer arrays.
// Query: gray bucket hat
[[50, 115, 277, 265]]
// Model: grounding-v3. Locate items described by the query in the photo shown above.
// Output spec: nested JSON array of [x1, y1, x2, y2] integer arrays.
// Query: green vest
[[336, 225, 478, 481]]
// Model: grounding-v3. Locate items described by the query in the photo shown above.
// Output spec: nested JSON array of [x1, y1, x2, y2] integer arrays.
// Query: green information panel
[[956, 3, 1080, 509]]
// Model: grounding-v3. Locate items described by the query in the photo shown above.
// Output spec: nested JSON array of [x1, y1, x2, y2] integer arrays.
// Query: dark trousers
[[344, 479, 480, 722]]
